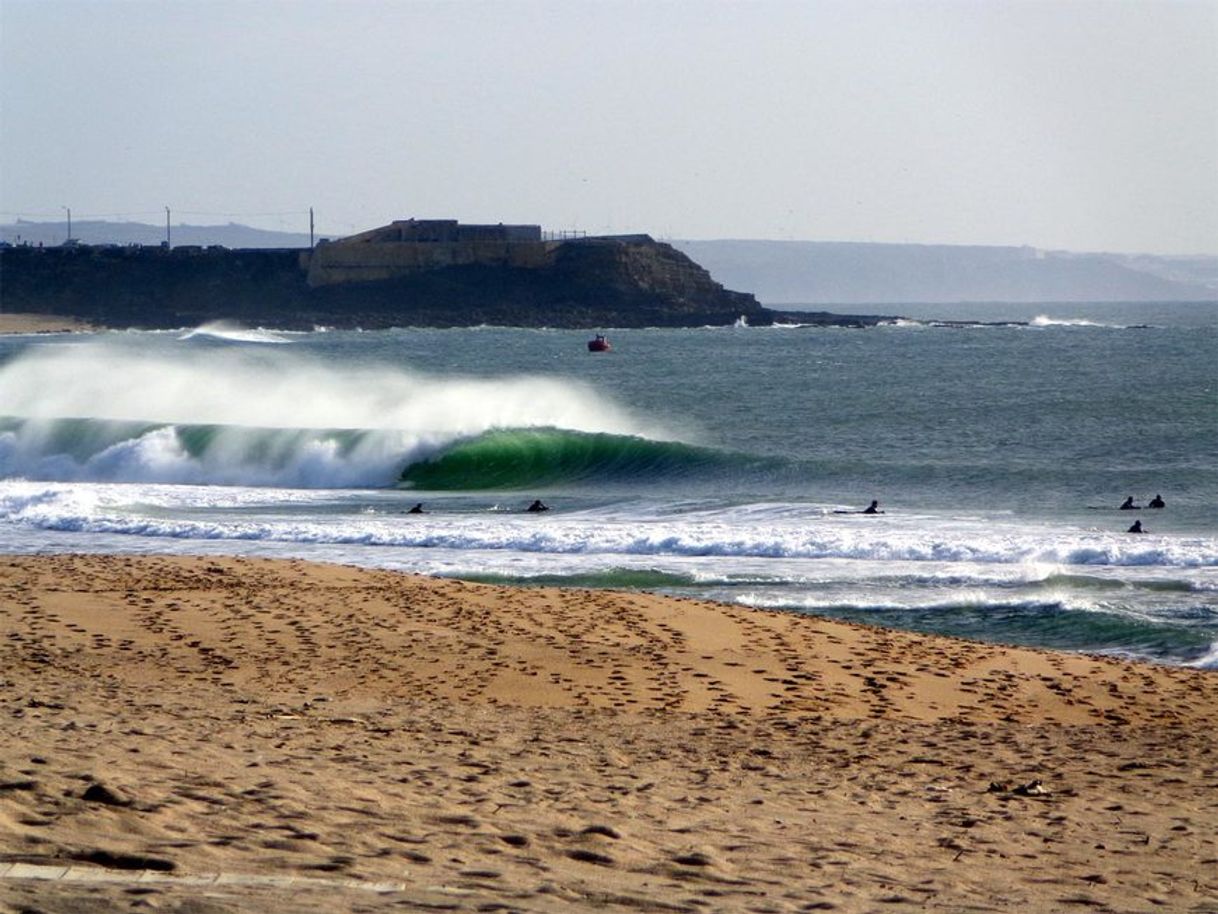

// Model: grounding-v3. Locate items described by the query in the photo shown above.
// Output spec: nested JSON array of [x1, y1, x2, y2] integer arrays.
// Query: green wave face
[[399, 428, 744, 490]]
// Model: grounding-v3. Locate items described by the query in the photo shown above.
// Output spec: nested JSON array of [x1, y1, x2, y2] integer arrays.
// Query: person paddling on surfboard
[[1127, 519, 1145, 533], [1148, 494, 1165, 509], [526, 499, 549, 513], [1120, 496, 1139, 510], [862, 500, 882, 514]]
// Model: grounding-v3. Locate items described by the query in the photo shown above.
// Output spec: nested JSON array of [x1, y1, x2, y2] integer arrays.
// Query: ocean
[[2, 301, 1216, 669]]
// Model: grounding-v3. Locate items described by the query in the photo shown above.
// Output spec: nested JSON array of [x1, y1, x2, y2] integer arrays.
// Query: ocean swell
[[0, 337, 680, 488]]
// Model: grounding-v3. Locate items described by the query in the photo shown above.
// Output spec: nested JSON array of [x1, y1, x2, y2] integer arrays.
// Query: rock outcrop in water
[[0, 223, 895, 329]]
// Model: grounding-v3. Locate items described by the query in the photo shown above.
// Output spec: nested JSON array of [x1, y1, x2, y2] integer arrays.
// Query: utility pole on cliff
[[63, 206, 71, 243], [165, 207, 171, 249], [310, 207, 315, 248]]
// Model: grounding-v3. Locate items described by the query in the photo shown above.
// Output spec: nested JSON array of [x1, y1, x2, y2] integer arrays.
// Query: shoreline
[[2, 553, 1216, 912], [0, 312, 101, 334]]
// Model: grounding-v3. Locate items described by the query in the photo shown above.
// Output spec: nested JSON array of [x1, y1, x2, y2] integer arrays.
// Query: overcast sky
[[2, 0, 1215, 254]]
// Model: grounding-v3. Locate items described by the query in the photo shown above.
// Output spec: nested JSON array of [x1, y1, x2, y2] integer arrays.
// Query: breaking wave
[[399, 428, 757, 489], [1030, 314, 1126, 329], [0, 338, 693, 488], [0, 418, 749, 491], [177, 321, 295, 344]]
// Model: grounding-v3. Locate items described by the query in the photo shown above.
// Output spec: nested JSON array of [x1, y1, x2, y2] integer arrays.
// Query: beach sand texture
[[2, 554, 1215, 913], [0, 314, 99, 335]]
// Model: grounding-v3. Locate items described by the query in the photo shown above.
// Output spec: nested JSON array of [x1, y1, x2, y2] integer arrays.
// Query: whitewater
[[2, 302, 1216, 668]]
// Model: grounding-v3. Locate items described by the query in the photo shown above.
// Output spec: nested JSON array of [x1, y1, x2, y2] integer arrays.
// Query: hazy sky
[[2, 0, 1215, 254]]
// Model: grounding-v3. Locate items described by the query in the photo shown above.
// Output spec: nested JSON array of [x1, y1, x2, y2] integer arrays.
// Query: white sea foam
[[0, 421, 417, 488], [4, 482, 1216, 569], [730, 588, 1104, 615], [177, 321, 295, 344], [1030, 314, 1122, 329], [1188, 641, 1218, 669], [2, 479, 1212, 667]]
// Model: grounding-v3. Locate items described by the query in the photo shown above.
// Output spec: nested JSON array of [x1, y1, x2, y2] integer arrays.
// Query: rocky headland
[[0, 226, 895, 330]]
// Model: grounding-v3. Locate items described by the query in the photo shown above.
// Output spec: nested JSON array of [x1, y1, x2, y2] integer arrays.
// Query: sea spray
[[177, 320, 295, 344], [0, 336, 679, 486], [0, 336, 652, 433], [1029, 314, 1126, 329]]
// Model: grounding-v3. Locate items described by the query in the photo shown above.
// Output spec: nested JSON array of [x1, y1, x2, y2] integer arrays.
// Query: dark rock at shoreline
[[0, 238, 897, 330]]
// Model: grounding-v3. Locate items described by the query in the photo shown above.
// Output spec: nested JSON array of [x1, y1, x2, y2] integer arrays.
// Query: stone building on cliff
[[305, 219, 550, 286]]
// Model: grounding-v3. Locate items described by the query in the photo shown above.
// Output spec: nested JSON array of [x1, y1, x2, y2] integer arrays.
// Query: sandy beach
[[0, 314, 99, 335], [1, 554, 1215, 913]]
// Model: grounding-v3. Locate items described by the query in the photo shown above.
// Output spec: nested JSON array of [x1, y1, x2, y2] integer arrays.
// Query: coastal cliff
[[0, 229, 893, 329]]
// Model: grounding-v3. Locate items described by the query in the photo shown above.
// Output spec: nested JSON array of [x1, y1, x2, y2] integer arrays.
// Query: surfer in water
[[1127, 520, 1145, 534], [408, 503, 425, 514], [526, 499, 550, 513], [1148, 494, 1165, 509], [832, 500, 884, 515], [1120, 496, 1139, 510]]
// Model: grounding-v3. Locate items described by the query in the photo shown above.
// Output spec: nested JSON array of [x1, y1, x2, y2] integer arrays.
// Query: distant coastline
[[0, 220, 899, 330], [675, 239, 1218, 305], [5, 218, 1215, 307]]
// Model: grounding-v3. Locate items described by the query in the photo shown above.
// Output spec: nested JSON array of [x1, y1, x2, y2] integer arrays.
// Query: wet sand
[[2, 554, 1216, 913]]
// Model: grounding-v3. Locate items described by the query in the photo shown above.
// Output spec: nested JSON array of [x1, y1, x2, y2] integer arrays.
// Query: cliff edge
[[0, 224, 894, 329]]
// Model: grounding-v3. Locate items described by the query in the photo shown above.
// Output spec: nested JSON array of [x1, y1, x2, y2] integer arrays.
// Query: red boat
[[587, 334, 611, 352]]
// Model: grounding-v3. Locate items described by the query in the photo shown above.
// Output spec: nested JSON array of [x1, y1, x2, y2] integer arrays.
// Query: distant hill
[[0, 219, 317, 249], [674, 240, 1218, 305]]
